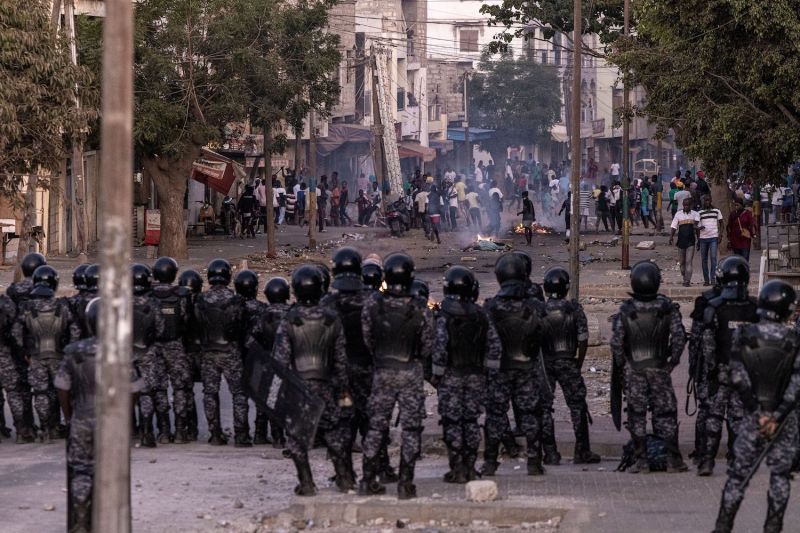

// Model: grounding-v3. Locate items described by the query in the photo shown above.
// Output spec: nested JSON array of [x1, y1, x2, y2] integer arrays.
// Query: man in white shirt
[[273, 179, 286, 225], [488, 180, 504, 200], [254, 179, 267, 232], [697, 195, 724, 285], [474, 166, 484, 184], [610, 162, 621, 179]]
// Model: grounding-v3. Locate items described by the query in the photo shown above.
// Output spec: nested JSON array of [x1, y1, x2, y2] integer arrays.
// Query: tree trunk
[[711, 173, 732, 251], [144, 150, 198, 260], [294, 123, 303, 172], [14, 174, 40, 281]]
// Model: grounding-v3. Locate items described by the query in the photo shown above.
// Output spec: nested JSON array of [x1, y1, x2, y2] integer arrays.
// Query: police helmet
[[153, 257, 179, 284], [332, 247, 363, 291], [292, 265, 324, 304], [72, 264, 89, 291], [316, 263, 331, 293], [513, 251, 533, 277], [757, 280, 797, 322], [543, 267, 570, 299], [716, 256, 750, 288], [383, 253, 415, 295], [84, 264, 100, 293], [21, 252, 46, 278], [443, 266, 475, 300], [178, 269, 203, 294], [207, 258, 232, 285], [85, 297, 100, 336], [471, 279, 480, 302], [362, 259, 384, 290], [32, 265, 59, 295], [264, 277, 290, 304], [494, 253, 527, 285], [410, 279, 430, 302], [630, 261, 661, 300], [132, 263, 152, 295], [234, 269, 259, 299]]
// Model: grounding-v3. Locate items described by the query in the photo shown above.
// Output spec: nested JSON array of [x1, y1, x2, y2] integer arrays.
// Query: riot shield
[[611, 358, 624, 431], [244, 343, 324, 450]]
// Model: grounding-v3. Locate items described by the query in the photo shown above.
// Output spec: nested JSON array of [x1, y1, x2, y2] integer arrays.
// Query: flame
[[476, 234, 492, 241], [513, 223, 555, 235], [380, 281, 387, 292]]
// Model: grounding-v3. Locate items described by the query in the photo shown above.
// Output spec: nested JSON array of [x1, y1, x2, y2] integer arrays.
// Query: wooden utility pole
[[94, 0, 133, 529], [656, 138, 664, 231], [263, 125, 276, 258], [621, 0, 631, 270], [568, 0, 582, 299], [370, 59, 386, 213], [308, 111, 317, 250], [463, 73, 471, 177]]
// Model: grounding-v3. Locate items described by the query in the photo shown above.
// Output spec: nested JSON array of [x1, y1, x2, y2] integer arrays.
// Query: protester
[[727, 198, 756, 260], [669, 198, 700, 286], [697, 195, 723, 286]]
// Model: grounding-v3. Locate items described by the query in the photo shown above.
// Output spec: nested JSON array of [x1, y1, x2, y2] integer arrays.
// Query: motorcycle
[[386, 198, 411, 237]]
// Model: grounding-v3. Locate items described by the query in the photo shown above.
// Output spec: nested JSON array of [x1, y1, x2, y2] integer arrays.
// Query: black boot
[[378, 430, 399, 483], [359, 456, 386, 495], [573, 412, 601, 464], [71, 500, 92, 533], [666, 446, 689, 473], [627, 437, 649, 474], [208, 421, 228, 445], [253, 414, 270, 445], [697, 458, 715, 476], [292, 457, 317, 496], [527, 454, 545, 476], [542, 444, 561, 465], [271, 423, 286, 449], [16, 426, 36, 444], [173, 416, 189, 444], [333, 455, 356, 493], [397, 459, 417, 500], [140, 416, 156, 448], [0, 407, 11, 438], [156, 413, 172, 444], [443, 448, 466, 484], [501, 431, 521, 458], [763, 494, 787, 533], [187, 399, 199, 441], [481, 440, 500, 476], [234, 429, 252, 448], [464, 450, 481, 481]]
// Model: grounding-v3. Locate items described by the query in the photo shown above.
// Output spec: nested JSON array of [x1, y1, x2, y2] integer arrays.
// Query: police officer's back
[[8, 252, 46, 305]]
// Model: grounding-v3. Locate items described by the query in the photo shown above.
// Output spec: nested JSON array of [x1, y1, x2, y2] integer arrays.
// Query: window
[[345, 50, 353, 83], [540, 50, 547, 64], [364, 91, 371, 116], [397, 89, 406, 111], [459, 29, 479, 53]]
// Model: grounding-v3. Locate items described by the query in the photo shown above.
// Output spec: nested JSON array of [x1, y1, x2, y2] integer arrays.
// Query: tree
[[609, 0, 800, 185], [0, 1, 94, 269], [468, 51, 562, 170]]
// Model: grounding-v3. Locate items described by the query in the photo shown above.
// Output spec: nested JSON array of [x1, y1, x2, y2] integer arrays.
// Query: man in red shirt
[[727, 198, 756, 261]]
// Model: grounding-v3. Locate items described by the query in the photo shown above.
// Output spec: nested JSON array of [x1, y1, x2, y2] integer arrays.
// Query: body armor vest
[[737, 326, 798, 412], [152, 285, 186, 342], [287, 310, 337, 381], [26, 303, 66, 358], [441, 299, 487, 373], [133, 302, 156, 354], [370, 295, 424, 368], [486, 298, 542, 370], [705, 297, 758, 367], [198, 293, 238, 350], [543, 300, 578, 358], [621, 299, 672, 370], [336, 296, 371, 367], [255, 308, 285, 352]]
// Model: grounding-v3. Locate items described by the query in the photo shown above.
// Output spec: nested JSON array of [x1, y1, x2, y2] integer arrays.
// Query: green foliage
[[480, 0, 625, 53], [468, 51, 562, 161], [610, 0, 800, 183], [0, 0, 95, 197]]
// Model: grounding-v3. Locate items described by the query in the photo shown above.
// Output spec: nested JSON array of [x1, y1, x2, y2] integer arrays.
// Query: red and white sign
[[144, 209, 161, 246]]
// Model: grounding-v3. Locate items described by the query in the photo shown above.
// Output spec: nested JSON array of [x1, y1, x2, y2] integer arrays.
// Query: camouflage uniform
[[272, 304, 349, 461], [7, 279, 35, 431], [361, 292, 434, 478], [240, 297, 267, 438], [610, 296, 686, 467], [482, 294, 547, 473], [55, 336, 144, 532], [541, 298, 594, 459], [152, 282, 193, 440], [246, 302, 289, 444], [0, 295, 28, 437], [194, 286, 248, 438], [715, 321, 800, 532], [181, 290, 203, 440], [432, 298, 501, 478], [687, 288, 718, 461], [66, 292, 94, 340], [133, 294, 168, 435], [13, 295, 80, 435]]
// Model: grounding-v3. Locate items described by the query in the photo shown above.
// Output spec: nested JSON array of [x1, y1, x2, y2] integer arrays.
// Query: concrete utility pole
[[568, 0, 582, 299], [370, 57, 386, 204], [94, 0, 133, 529], [263, 125, 276, 258], [621, 0, 631, 270], [463, 73, 471, 177], [308, 111, 317, 250]]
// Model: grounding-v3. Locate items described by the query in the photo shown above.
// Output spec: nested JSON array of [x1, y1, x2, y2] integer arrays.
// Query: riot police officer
[[55, 298, 144, 532], [610, 261, 688, 473], [234, 269, 265, 443], [0, 282, 32, 442], [698, 256, 759, 476], [245, 277, 291, 447], [67, 264, 93, 340], [194, 259, 250, 447], [12, 265, 80, 440], [362, 257, 383, 291], [131, 263, 168, 447], [360, 253, 434, 499], [178, 269, 203, 441], [272, 265, 351, 496], [540, 267, 601, 465], [83, 264, 99, 295], [482, 253, 547, 477], [513, 251, 544, 301], [432, 266, 501, 483], [151, 257, 193, 444], [713, 280, 800, 533], [687, 272, 721, 464]]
